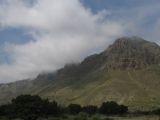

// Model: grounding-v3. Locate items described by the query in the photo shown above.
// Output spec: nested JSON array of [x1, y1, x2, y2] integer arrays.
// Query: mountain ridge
[[0, 36, 160, 111]]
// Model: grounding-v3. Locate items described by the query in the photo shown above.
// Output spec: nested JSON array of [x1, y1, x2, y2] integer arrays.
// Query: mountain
[[0, 36, 160, 111]]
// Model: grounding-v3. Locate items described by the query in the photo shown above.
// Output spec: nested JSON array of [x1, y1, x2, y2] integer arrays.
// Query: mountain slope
[[0, 37, 160, 111]]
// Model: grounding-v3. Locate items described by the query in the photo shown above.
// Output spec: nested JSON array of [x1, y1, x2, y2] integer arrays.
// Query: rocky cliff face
[[102, 37, 160, 69]]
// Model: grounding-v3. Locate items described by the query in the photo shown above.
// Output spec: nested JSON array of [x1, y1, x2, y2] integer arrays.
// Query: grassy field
[[0, 115, 160, 120], [47, 116, 160, 120], [43, 115, 160, 120], [111, 116, 160, 120]]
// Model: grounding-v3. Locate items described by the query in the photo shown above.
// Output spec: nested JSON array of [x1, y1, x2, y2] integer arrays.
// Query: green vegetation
[[0, 114, 160, 120], [99, 101, 128, 115], [0, 95, 59, 120], [0, 95, 128, 120], [0, 95, 160, 120]]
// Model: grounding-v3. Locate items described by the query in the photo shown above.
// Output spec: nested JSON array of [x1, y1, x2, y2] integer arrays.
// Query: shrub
[[0, 95, 59, 120], [99, 101, 128, 115], [153, 108, 160, 115], [67, 104, 82, 114]]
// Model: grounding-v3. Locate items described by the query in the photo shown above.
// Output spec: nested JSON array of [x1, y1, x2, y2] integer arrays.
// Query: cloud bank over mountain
[[0, 0, 125, 82], [0, 0, 159, 83]]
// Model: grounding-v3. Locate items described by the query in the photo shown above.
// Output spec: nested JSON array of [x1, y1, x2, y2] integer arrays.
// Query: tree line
[[0, 95, 129, 120], [1, 94, 159, 120]]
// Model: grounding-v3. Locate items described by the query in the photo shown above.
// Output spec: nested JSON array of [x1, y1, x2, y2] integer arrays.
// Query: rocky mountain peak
[[102, 37, 160, 69]]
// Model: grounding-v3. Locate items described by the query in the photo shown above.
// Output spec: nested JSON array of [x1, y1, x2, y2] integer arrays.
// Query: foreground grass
[[0, 115, 160, 120], [47, 116, 160, 120], [44, 115, 160, 120], [112, 116, 160, 120]]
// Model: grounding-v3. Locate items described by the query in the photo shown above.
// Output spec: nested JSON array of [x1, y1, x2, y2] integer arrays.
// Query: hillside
[[0, 36, 160, 111]]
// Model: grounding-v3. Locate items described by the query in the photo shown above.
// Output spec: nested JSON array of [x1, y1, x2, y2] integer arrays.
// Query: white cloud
[[0, 0, 125, 83]]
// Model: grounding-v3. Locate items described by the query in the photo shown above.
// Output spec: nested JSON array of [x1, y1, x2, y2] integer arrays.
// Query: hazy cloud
[[0, 0, 125, 83]]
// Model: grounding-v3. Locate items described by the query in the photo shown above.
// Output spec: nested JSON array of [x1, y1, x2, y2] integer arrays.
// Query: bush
[[153, 108, 160, 115], [99, 101, 128, 115], [0, 105, 5, 116], [0, 95, 129, 119], [0, 95, 59, 120], [67, 104, 82, 114]]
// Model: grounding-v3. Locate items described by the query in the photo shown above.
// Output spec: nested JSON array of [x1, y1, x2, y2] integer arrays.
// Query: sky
[[0, 0, 160, 83]]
